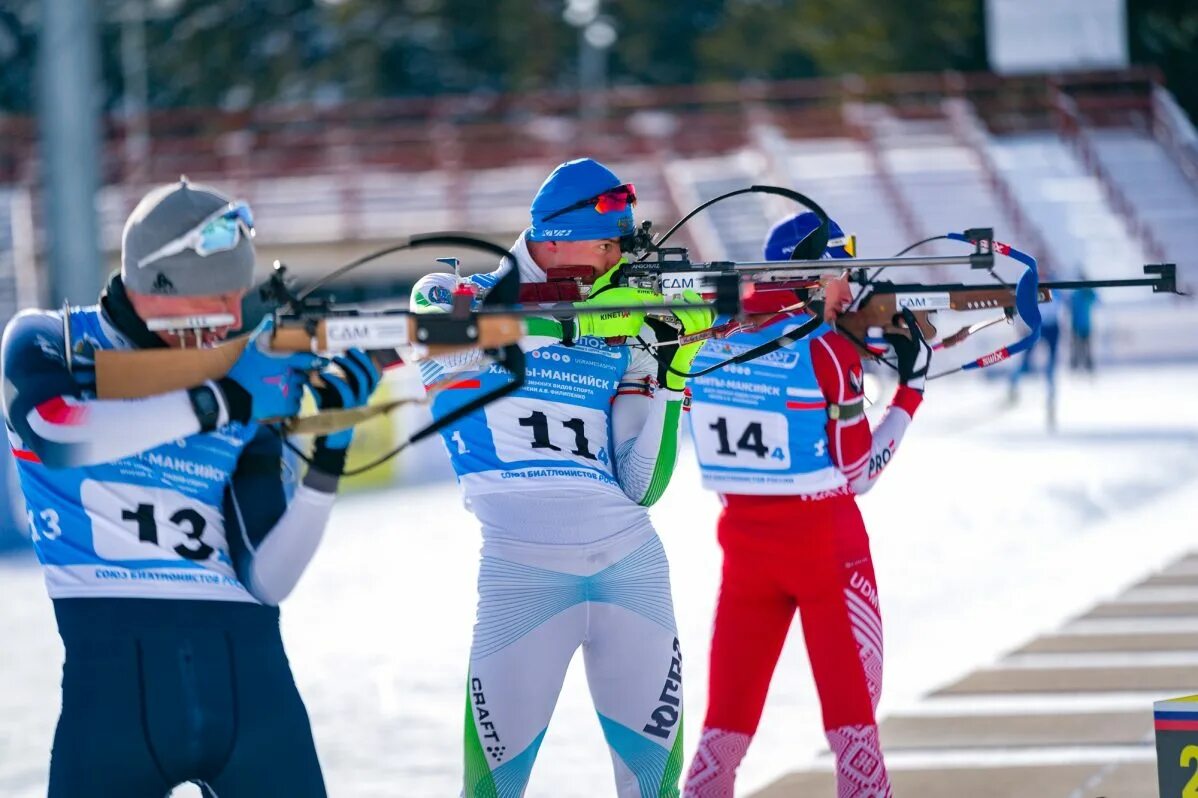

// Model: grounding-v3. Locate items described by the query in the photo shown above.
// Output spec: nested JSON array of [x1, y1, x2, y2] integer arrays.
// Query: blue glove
[[220, 318, 325, 422], [310, 348, 382, 450]]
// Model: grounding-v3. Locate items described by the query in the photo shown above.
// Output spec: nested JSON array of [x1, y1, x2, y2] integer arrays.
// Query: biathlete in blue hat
[[410, 158, 712, 797], [682, 212, 932, 798], [1, 180, 380, 797]]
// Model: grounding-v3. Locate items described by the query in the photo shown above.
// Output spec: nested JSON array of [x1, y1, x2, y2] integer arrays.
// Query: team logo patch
[[848, 364, 864, 396]]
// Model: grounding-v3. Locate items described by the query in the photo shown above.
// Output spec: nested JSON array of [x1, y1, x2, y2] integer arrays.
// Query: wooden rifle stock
[[93, 315, 526, 400], [834, 285, 1053, 357]]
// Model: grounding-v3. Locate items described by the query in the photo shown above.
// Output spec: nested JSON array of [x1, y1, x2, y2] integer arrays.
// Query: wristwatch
[[187, 384, 222, 433]]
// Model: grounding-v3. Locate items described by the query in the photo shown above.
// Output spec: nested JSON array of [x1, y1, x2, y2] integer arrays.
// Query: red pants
[[705, 491, 883, 735], [687, 492, 892, 797]]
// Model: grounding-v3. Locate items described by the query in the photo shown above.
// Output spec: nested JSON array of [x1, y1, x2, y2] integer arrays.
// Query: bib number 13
[[122, 503, 213, 561]]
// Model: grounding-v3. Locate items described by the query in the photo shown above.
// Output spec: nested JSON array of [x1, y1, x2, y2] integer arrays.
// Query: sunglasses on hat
[[541, 183, 636, 223], [136, 201, 255, 270], [827, 233, 856, 257]]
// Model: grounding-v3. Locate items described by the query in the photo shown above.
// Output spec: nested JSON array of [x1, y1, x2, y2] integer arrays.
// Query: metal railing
[[1050, 84, 1167, 264], [944, 98, 1058, 278]]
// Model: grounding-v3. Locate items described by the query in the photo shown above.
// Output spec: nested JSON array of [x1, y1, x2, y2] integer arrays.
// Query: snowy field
[[2, 363, 1197, 797]]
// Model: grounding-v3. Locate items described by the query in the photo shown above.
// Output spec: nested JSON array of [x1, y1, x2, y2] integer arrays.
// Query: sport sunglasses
[[136, 201, 256, 270], [540, 183, 636, 223]]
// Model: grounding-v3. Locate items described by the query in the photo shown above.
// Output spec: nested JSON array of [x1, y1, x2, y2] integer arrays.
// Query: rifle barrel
[[623, 253, 988, 274], [1041, 278, 1164, 290]]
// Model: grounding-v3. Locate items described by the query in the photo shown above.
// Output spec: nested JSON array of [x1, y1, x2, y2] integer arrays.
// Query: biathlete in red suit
[[682, 213, 932, 798]]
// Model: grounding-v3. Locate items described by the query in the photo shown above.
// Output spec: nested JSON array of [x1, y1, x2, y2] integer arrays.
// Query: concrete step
[[879, 710, 1151, 748], [752, 761, 1156, 798]]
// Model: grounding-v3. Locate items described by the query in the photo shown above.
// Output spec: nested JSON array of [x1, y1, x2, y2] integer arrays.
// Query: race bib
[[83, 480, 227, 564], [690, 404, 791, 470], [484, 399, 611, 471]]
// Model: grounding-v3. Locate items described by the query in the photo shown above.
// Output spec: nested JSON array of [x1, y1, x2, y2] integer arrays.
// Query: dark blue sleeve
[[1, 310, 82, 446], [223, 425, 289, 582]]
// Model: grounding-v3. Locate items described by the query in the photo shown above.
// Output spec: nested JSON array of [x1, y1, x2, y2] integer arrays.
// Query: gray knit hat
[[121, 178, 256, 296]]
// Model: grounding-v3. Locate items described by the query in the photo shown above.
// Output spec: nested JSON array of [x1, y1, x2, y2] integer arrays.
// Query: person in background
[[1008, 271, 1060, 428], [1069, 271, 1098, 373]]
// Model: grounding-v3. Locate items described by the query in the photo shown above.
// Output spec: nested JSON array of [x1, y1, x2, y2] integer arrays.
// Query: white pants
[[463, 526, 683, 798]]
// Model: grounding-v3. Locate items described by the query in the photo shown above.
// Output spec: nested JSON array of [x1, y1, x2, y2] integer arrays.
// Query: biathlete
[[410, 158, 712, 798], [682, 212, 932, 798], [1, 180, 379, 797]]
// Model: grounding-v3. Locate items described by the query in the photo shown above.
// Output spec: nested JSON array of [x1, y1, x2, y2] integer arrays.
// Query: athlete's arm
[[223, 427, 342, 606], [410, 272, 567, 386], [415, 316, 567, 386], [610, 326, 687, 507], [1, 310, 219, 468], [809, 329, 922, 496]]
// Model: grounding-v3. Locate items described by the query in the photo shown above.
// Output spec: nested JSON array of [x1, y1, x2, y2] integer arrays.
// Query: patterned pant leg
[[464, 549, 588, 798], [582, 534, 686, 798], [684, 510, 796, 797], [797, 500, 892, 798]]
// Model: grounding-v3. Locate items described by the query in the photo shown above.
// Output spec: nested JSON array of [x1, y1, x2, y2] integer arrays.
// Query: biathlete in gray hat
[[0, 179, 380, 797]]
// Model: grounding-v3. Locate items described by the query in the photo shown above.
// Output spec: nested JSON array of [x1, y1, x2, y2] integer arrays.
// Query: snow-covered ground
[[2, 363, 1197, 797]]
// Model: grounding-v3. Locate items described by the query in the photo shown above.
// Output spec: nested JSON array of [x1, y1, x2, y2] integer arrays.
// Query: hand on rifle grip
[[219, 318, 326, 423], [883, 308, 933, 392], [310, 348, 383, 450]]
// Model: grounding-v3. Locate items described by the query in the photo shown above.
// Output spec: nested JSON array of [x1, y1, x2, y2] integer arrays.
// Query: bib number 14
[[709, 418, 774, 459], [691, 406, 791, 470]]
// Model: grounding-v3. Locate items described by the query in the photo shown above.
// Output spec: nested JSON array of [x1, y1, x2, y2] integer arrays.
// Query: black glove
[[883, 309, 933, 392]]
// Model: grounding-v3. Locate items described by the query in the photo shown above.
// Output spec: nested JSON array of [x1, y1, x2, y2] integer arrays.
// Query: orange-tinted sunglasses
[[541, 183, 637, 222]]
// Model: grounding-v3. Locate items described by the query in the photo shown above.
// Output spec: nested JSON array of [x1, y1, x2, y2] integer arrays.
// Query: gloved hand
[[220, 318, 325, 422], [310, 348, 382, 450], [573, 264, 660, 339], [574, 287, 664, 338], [883, 308, 933, 392], [645, 289, 715, 392]]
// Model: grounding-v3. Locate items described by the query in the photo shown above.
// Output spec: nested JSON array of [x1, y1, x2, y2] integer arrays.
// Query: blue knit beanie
[[528, 158, 634, 242], [763, 212, 852, 261]]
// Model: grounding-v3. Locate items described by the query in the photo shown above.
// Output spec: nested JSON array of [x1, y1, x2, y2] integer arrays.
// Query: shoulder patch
[[848, 364, 864, 396]]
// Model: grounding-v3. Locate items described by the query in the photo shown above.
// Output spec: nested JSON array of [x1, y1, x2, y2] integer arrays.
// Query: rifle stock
[[835, 286, 1052, 357], [93, 315, 526, 400]]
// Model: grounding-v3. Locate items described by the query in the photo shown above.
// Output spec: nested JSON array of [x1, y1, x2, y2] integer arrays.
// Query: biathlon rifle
[[589, 186, 1184, 381], [81, 234, 711, 474]]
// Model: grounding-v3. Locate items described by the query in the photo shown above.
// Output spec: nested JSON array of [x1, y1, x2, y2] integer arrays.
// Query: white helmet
[[409, 272, 460, 314]]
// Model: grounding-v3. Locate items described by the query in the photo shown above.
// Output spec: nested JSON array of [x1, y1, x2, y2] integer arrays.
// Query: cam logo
[[327, 323, 371, 342], [662, 277, 697, 290], [643, 637, 683, 739], [471, 677, 506, 762], [897, 293, 950, 311]]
